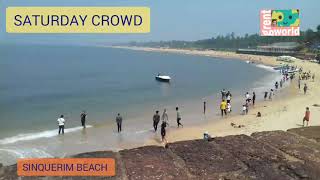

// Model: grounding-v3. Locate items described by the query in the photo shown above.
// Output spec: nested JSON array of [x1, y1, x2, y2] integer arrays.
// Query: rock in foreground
[[1, 127, 320, 180]]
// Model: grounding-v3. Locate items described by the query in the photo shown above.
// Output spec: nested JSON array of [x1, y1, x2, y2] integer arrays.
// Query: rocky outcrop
[[1, 126, 320, 180]]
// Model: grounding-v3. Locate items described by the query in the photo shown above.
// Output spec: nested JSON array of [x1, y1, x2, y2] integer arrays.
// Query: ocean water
[[0, 44, 281, 164]]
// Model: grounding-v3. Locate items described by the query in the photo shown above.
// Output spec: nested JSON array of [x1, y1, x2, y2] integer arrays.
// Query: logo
[[260, 9, 300, 36]]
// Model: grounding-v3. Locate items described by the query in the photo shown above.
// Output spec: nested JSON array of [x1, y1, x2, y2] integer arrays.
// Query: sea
[[0, 44, 282, 165]]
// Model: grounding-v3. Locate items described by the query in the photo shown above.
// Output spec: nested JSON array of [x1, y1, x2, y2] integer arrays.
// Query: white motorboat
[[155, 75, 171, 82]]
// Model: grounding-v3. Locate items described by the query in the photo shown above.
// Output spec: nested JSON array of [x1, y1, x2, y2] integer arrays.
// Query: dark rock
[[288, 126, 320, 143], [214, 134, 309, 179], [252, 130, 320, 179], [168, 139, 247, 179], [120, 146, 188, 180]]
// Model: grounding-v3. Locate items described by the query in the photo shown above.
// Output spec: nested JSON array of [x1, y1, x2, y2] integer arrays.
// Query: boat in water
[[155, 74, 171, 82]]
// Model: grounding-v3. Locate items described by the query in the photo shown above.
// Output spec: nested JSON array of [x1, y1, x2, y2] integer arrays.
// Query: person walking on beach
[[269, 89, 273, 100], [160, 120, 169, 142], [162, 109, 169, 122], [153, 111, 160, 132], [226, 91, 232, 103], [312, 74, 315, 82], [80, 111, 87, 128], [303, 84, 308, 95], [264, 91, 268, 101], [221, 89, 227, 100], [252, 92, 256, 106], [203, 101, 206, 114], [227, 103, 232, 113], [275, 82, 279, 90], [176, 107, 183, 128], [303, 107, 310, 127], [57, 115, 65, 135], [116, 113, 123, 133], [220, 99, 227, 117], [245, 92, 250, 103]]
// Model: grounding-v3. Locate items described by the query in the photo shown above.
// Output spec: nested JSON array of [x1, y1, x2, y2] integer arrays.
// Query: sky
[[0, 0, 319, 44]]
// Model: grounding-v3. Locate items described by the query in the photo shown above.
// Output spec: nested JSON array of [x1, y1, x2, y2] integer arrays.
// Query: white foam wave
[[0, 148, 53, 159], [255, 64, 277, 72], [0, 125, 92, 144]]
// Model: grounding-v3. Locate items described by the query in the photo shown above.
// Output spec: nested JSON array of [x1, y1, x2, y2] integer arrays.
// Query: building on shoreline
[[237, 42, 301, 56]]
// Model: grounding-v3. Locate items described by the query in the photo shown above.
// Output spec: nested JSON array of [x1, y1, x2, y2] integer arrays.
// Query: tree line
[[128, 25, 320, 52]]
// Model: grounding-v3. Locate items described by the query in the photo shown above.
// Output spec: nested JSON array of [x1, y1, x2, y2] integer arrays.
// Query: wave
[[0, 125, 92, 145], [0, 148, 53, 159], [254, 64, 277, 72]]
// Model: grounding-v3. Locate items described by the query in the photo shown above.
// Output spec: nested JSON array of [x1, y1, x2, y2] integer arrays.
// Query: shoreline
[[110, 46, 320, 147], [111, 46, 279, 66]]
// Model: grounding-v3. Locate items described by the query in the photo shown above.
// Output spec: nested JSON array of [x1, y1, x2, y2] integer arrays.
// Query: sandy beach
[[112, 46, 320, 145]]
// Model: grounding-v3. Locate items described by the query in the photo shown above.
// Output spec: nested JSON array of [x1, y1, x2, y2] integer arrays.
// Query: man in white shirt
[[57, 115, 65, 135], [245, 92, 250, 103]]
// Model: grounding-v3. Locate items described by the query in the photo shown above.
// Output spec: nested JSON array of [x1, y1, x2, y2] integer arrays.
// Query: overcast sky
[[0, 0, 319, 44]]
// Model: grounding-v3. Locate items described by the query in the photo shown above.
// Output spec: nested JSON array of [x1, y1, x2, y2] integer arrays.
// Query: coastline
[[1, 46, 319, 166], [111, 46, 279, 66], [110, 46, 320, 146]]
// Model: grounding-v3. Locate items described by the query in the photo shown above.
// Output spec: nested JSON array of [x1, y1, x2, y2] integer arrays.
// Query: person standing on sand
[[116, 113, 123, 133], [57, 115, 65, 135], [252, 92, 256, 106], [161, 120, 169, 142], [203, 101, 206, 114], [303, 107, 310, 127], [153, 111, 160, 132], [245, 92, 250, 103], [80, 111, 87, 128], [269, 89, 273, 100], [220, 99, 227, 117], [162, 109, 169, 122], [303, 84, 308, 95], [221, 89, 227, 100], [298, 79, 301, 89], [264, 91, 268, 101], [312, 74, 315, 81], [176, 107, 183, 128], [226, 93, 232, 104]]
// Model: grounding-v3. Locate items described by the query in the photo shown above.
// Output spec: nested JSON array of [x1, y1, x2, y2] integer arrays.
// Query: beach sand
[[112, 46, 320, 146]]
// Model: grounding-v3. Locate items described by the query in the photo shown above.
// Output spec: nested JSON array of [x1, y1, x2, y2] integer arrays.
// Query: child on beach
[[227, 103, 232, 113], [242, 105, 247, 115], [303, 107, 310, 127]]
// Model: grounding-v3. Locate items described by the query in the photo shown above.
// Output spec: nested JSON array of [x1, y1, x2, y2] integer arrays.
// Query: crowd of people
[[55, 66, 316, 142]]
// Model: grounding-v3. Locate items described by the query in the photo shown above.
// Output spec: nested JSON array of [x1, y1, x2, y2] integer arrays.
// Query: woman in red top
[[303, 107, 310, 127]]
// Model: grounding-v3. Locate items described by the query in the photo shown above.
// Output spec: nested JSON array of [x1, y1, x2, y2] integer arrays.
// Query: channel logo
[[260, 9, 300, 36]]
